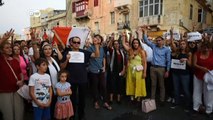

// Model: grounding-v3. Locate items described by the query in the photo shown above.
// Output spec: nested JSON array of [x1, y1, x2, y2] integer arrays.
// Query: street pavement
[[24, 95, 211, 120]]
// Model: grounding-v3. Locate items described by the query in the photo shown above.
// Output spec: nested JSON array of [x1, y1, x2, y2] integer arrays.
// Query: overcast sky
[[0, 0, 65, 35]]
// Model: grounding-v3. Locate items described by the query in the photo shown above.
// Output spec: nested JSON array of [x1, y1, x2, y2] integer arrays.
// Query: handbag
[[142, 99, 156, 113], [133, 65, 144, 72], [5, 58, 31, 100], [135, 65, 143, 71]]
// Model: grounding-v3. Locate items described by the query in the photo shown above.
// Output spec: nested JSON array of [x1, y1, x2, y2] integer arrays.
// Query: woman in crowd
[[40, 43, 62, 117], [107, 38, 126, 104], [170, 36, 192, 110], [193, 41, 213, 115], [0, 29, 24, 120], [13, 45, 30, 84], [122, 32, 147, 102], [87, 34, 112, 110]]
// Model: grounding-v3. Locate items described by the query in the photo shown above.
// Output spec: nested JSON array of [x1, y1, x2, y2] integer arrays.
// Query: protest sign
[[171, 59, 186, 70], [187, 32, 202, 41], [163, 31, 180, 40]]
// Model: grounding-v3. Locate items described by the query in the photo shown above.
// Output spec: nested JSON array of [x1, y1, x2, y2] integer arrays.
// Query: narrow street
[[24, 94, 210, 120]]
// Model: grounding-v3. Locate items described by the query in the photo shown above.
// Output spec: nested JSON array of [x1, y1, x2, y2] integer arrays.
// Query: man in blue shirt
[[141, 28, 171, 105]]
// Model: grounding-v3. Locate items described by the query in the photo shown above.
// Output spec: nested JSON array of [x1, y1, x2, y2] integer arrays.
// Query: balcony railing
[[138, 15, 162, 26], [75, 0, 89, 19], [117, 21, 130, 30], [114, 0, 132, 8]]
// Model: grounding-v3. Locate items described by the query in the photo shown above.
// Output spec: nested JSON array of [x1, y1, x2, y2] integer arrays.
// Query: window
[[72, 2, 76, 13], [139, 0, 163, 17], [124, 14, 129, 22], [198, 9, 202, 22], [189, 4, 193, 20], [95, 22, 99, 32], [94, 0, 98, 7], [110, 12, 115, 24]]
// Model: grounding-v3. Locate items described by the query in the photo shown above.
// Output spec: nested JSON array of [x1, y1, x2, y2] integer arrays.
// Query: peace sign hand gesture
[[0, 29, 14, 44]]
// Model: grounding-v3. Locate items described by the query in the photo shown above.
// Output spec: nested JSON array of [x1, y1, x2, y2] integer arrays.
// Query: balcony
[[114, 0, 131, 10], [74, 0, 90, 19], [138, 15, 162, 26], [117, 21, 130, 30]]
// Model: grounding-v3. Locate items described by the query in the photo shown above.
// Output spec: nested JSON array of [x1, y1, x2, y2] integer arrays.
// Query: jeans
[[172, 72, 191, 107]]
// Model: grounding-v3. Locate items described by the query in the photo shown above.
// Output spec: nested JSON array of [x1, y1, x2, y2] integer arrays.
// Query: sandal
[[103, 103, 112, 110], [94, 102, 100, 109]]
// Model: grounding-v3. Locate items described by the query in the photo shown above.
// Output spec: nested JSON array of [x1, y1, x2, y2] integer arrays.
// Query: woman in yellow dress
[[122, 34, 147, 101]]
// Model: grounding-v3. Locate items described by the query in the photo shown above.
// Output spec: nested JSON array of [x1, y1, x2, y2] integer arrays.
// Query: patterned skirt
[[54, 100, 74, 119]]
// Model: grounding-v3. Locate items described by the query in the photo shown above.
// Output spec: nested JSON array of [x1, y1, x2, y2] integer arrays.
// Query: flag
[[52, 27, 90, 48], [52, 27, 72, 45], [42, 31, 49, 40]]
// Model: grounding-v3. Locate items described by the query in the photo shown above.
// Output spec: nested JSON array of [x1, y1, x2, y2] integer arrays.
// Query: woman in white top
[[40, 43, 62, 116]]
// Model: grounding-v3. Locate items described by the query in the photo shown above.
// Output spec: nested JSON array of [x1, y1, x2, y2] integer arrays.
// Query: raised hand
[[0, 29, 14, 44], [53, 42, 58, 49], [66, 53, 71, 61], [170, 27, 174, 33]]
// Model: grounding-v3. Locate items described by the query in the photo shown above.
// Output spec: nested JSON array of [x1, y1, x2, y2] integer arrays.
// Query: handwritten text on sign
[[163, 31, 180, 40], [69, 51, 85, 63], [187, 32, 202, 41], [171, 59, 186, 70]]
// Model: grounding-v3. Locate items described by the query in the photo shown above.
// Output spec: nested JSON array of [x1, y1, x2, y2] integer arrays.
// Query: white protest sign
[[163, 31, 180, 40], [69, 51, 85, 63], [171, 59, 186, 70], [187, 32, 202, 41], [66, 27, 90, 48]]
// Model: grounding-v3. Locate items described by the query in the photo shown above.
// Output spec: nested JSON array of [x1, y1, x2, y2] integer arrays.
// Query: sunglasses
[[72, 41, 81, 44]]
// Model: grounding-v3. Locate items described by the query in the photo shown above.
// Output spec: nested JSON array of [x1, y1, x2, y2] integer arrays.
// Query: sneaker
[[170, 104, 177, 109], [171, 98, 175, 104], [166, 97, 172, 102], [130, 96, 134, 101]]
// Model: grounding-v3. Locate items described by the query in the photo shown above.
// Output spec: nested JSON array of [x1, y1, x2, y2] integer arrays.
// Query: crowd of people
[[0, 26, 212, 120]]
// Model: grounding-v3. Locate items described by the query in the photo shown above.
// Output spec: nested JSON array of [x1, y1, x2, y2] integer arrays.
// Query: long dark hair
[[131, 38, 141, 50], [175, 40, 190, 57], [40, 44, 53, 59], [129, 38, 144, 59]]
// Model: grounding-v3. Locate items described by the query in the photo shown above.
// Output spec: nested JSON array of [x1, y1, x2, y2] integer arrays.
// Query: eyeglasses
[[72, 41, 81, 44]]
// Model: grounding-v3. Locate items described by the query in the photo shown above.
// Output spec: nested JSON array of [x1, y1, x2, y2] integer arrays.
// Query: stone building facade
[[67, 0, 213, 38]]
